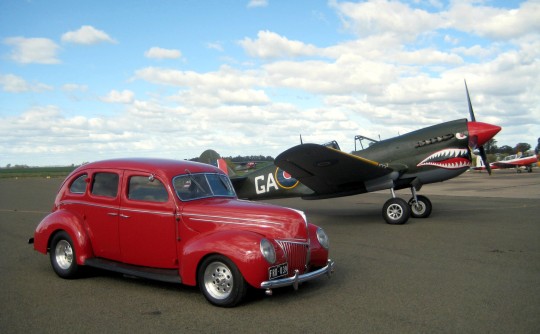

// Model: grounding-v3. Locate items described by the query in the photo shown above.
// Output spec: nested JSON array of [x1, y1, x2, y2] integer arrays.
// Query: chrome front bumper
[[260, 259, 335, 293]]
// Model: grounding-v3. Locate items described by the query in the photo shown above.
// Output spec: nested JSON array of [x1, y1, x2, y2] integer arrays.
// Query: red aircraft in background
[[475, 152, 538, 173]]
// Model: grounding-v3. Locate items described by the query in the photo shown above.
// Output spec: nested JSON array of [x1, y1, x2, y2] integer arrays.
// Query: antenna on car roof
[[300, 134, 303, 145]]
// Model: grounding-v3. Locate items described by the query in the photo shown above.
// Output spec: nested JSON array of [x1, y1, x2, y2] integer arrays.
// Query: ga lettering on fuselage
[[197, 149, 313, 200]]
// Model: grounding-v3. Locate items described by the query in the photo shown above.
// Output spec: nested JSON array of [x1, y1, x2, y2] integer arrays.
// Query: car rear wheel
[[198, 255, 247, 307], [50, 231, 79, 278]]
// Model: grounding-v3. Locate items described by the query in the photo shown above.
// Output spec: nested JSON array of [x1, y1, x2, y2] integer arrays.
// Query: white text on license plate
[[269, 263, 288, 280]]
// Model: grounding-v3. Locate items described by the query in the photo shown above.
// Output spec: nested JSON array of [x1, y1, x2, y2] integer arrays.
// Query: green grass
[[0, 166, 77, 178]]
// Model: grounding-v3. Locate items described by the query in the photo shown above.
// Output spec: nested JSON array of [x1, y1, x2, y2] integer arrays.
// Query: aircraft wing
[[491, 156, 538, 168], [275, 143, 397, 199]]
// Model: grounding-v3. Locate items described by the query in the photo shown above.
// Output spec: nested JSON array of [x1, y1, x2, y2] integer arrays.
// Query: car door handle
[[119, 214, 130, 219]]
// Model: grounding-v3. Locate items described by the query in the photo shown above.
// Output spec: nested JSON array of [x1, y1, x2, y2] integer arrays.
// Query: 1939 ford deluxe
[[30, 158, 334, 307]]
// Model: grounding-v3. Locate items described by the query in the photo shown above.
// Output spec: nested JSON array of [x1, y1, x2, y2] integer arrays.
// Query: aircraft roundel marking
[[274, 168, 299, 189]]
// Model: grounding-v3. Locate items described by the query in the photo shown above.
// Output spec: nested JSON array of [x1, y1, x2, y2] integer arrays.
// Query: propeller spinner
[[465, 80, 501, 174]]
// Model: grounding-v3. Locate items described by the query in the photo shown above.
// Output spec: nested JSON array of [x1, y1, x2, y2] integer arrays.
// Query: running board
[[85, 258, 181, 284]]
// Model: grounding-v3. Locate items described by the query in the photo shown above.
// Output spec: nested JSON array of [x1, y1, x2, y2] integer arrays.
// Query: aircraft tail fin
[[476, 156, 485, 168], [217, 158, 229, 175]]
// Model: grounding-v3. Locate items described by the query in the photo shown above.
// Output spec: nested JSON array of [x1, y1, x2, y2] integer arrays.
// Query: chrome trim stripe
[[59, 200, 117, 211], [187, 217, 279, 228], [183, 213, 284, 226], [59, 200, 174, 216], [275, 239, 309, 245], [120, 207, 174, 216]]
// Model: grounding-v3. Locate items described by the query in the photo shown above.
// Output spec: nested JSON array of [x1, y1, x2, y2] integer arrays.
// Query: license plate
[[269, 263, 288, 280]]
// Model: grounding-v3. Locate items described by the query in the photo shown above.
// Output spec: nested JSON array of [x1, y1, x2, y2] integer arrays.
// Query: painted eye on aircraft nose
[[455, 132, 467, 140]]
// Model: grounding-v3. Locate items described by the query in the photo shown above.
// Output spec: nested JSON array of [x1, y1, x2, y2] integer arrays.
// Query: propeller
[[464, 80, 501, 175]]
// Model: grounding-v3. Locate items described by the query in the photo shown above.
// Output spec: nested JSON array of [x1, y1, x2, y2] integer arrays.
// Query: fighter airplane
[[206, 82, 501, 224]]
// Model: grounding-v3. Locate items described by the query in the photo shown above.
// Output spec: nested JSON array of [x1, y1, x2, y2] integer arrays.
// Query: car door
[[118, 171, 178, 268], [86, 170, 122, 261]]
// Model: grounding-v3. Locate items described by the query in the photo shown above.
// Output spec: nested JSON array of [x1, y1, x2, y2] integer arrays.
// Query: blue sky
[[1, 0, 539, 166]]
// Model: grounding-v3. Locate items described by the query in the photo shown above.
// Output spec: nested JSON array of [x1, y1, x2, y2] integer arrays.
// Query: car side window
[[91, 172, 119, 198], [128, 176, 168, 202], [69, 174, 87, 194]]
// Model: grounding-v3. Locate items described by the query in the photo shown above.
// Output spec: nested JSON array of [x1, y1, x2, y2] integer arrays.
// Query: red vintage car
[[30, 158, 334, 307]]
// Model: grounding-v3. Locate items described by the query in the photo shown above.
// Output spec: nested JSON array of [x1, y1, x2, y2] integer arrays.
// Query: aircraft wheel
[[382, 198, 410, 225], [408, 195, 432, 219]]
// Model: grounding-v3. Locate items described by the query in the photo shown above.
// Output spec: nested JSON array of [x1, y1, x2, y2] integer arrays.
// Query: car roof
[[71, 158, 220, 179]]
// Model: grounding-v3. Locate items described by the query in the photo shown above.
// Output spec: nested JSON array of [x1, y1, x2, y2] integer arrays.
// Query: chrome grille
[[276, 240, 309, 275]]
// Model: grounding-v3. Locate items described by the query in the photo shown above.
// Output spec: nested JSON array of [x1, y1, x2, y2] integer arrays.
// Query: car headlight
[[316, 227, 330, 250], [260, 239, 276, 264]]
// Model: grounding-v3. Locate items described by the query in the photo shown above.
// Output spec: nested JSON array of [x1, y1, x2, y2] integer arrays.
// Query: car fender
[[180, 230, 286, 288], [33, 209, 94, 265]]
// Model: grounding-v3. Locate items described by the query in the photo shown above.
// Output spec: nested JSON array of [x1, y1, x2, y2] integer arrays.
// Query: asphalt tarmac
[[1, 169, 539, 333]]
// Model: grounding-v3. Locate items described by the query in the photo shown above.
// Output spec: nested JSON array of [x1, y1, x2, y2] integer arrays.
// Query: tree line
[[483, 139, 538, 155]]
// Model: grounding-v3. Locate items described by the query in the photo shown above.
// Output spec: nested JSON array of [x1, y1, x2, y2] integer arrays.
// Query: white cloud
[[3, 37, 60, 64], [134, 65, 261, 90], [0, 74, 53, 93], [61, 83, 88, 92], [206, 42, 224, 52], [239, 30, 319, 59], [445, 1, 540, 40], [217, 88, 270, 105], [144, 47, 182, 59], [101, 90, 135, 104], [61, 25, 116, 45], [333, 0, 441, 40], [247, 0, 268, 8]]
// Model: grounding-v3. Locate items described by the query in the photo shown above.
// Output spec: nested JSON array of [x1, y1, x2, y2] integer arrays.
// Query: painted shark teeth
[[417, 148, 471, 169]]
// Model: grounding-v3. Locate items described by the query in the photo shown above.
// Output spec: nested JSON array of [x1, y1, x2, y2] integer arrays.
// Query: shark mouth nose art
[[417, 148, 471, 169]]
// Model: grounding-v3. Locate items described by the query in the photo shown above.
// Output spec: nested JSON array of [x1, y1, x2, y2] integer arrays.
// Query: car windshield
[[173, 173, 236, 201]]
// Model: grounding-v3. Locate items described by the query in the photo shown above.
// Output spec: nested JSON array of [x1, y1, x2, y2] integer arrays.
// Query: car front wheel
[[198, 255, 247, 307], [50, 231, 79, 279]]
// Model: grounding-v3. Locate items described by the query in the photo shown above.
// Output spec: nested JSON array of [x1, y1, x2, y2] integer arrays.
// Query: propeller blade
[[478, 146, 492, 175], [464, 80, 502, 176], [465, 79, 476, 122]]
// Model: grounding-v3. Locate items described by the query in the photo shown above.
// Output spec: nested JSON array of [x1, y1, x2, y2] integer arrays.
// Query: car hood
[[180, 198, 308, 240]]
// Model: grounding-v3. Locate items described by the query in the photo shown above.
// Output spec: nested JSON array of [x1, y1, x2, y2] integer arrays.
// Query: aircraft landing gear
[[382, 189, 411, 225], [408, 187, 432, 219], [382, 187, 433, 224]]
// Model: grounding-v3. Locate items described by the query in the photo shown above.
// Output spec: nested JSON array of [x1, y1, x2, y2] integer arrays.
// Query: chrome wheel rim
[[203, 261, 233, 300], [387, 204, 403, 220], [55, 240, 73, 270]]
